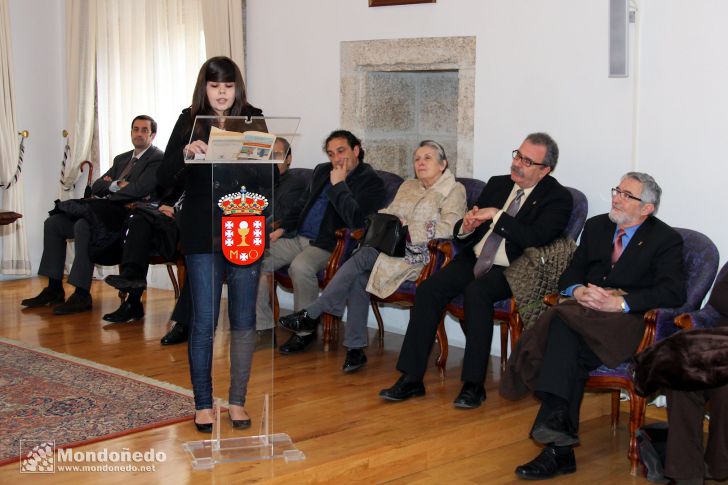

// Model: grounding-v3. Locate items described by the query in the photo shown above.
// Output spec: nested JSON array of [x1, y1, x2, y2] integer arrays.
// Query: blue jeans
[[186, 253, 259, 410]]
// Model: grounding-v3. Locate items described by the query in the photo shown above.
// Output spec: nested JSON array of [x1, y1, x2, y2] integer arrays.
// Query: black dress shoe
[[104, 274, 147, 291], [515, 446, 576, 480], [379, 374, 426, 401], [531, 408, 579, 446], [21, 287, 65, 308], [52, 292, 92, 315], [342, 348, 367, 373], [278, 309, 320, 335], [161, 321, 188, 345], [453, 382, 486, 409], [103, 301, 144, 323], [278, 333, 316, 354]]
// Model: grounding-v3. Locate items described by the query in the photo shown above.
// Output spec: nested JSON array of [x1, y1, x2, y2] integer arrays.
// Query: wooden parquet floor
[[0, 277, 660, 484]]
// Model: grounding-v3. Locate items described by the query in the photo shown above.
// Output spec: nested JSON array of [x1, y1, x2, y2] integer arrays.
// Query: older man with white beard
[[505, 172, 687, 480]]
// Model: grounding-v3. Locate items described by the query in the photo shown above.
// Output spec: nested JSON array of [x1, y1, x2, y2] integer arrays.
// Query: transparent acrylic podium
[[182, 395, 304, 469], [180, 116, 305, 470]]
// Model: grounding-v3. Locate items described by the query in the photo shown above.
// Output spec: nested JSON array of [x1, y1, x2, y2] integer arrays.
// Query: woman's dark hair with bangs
[[190, 56, 249, 119]]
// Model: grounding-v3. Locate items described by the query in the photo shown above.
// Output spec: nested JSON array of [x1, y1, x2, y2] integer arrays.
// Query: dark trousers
[[532, 317, 602, 437], [666, 385, 728, 480], [396, 252, 512, 384], [120, 214, 155, 279], [38, 214, 94, 290]]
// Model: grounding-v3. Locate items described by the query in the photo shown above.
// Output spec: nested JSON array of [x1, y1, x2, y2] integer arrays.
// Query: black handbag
[[361, 213, 408, 257]]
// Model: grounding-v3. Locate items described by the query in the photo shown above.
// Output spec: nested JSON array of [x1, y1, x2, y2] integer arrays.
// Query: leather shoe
[[103, 301, 144, 323], [104, 274, 146, 291], [21, 287, 65, 308], [515, 446, 576, 480], [531, 408, 579, 446], [194, 421, 212, 433], [278, 332, 316, 354], [342, 348, 367, 373], [161, 321, 188, 345], [453, 382, 486, 409], [278, 309, 320, 335], [230, 415, 251, 429], [53, 292, 92, 315], [379, 374, 426, 401]]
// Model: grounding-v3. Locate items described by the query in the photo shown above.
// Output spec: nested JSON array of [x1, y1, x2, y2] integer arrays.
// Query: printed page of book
[[239, 131, 276, 160], [204, 126, 245, 161]]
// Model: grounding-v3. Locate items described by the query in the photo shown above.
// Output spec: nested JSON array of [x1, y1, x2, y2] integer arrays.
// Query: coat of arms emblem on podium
[[218, 186, 268, 265]]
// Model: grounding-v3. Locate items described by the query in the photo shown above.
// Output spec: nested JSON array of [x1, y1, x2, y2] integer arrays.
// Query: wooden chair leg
[[499, 321, 508, 371], [165, 263, 180, 299], [322, 314, 339, 352], [271, 278, 280, 324], [435, 317, 448, 376], [176, 256, 186, 292], [611, 390, 621, 431], [370, 301, 385, 347], [627, 391, 646, 476]]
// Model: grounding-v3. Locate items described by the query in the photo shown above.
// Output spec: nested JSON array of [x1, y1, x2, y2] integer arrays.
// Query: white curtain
[[61, 0, 97, 198], [202, 0, 245, 79], [0, 0, 30, 274], [96, 0, 206, 168]]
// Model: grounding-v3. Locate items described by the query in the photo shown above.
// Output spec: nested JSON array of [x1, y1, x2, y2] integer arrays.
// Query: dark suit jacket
[[90, 146, 164, 202], [281, 161, 386, 252], [453, 174, 573, 264], [559, 213, 686, 313], [273, 169, 307, 226]]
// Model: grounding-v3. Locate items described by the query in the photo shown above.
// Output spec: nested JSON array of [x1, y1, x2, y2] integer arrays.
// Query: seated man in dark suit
[[664, 272, 728, 485], [255, 130, 386, 354], [21, 115, 163, 315], [101, 191, 183, 324], [379, 132, 572, 409], [509, 172, 686, 480]]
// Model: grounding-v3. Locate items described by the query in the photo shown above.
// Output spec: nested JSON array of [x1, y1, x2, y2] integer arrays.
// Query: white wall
[[3, 0, 68, 279], [637, 0, 728, 258]]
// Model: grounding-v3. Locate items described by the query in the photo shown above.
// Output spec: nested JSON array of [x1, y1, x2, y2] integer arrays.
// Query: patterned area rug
[[0, 337, 194, 465]]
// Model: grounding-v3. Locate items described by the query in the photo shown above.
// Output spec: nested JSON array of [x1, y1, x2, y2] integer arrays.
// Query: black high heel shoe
[[194, 410, 213, 433], [195, 421, 213, 433], [230, 415, 251, 429]]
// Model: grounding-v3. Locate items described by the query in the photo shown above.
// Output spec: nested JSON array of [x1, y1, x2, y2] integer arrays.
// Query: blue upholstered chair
[[433, 186, 588, 372], [674, 261, 728, 331], [581, 228, 719, 475], [273, 169, 404, 350], [364, 177, 487, 347]]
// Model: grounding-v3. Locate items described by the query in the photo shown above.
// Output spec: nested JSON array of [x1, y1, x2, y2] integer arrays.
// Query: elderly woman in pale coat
[[279, 140, 467, 372]]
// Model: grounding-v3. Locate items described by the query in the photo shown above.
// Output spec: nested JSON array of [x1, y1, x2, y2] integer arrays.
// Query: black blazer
[[91, 146, 164, 202], [272, 170, 307, 225], [559, 213, 686, 313], [281, 161, 386, 252], [453, 174, 572, 263], [156, 106, 275, 254]]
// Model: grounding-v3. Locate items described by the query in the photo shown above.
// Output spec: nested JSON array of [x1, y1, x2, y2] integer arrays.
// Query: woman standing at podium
[[157, 56, 271, 432]]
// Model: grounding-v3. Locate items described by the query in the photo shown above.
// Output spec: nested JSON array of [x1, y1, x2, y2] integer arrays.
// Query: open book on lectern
[[185, 115, 301, 164], [200, 126, 276, 161]]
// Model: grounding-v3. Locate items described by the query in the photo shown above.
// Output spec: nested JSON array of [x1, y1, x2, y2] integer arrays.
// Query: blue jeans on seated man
[[186, 252, 259, 410]]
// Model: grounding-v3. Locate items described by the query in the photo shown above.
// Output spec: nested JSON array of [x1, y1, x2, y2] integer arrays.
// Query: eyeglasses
[[512, 149, 547, 167], [611, 187, 643, 202]]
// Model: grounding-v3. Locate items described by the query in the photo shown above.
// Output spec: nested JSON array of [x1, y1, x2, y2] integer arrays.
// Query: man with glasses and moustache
[[503, 172, 686, 480], [379, 132, 572, 409]]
